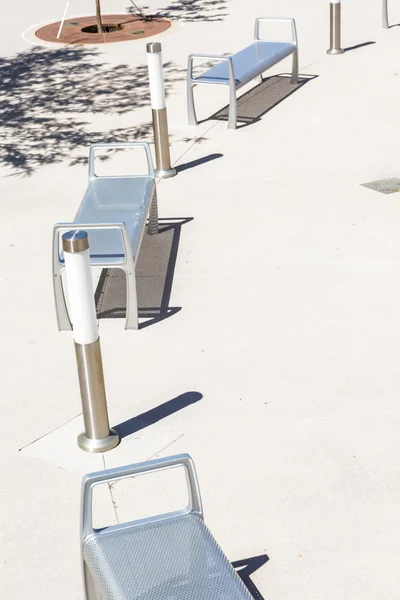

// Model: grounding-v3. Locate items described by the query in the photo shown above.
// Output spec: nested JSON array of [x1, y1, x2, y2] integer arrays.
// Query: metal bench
[[187, 17, 299, 130], [81, 454, 254, 600], [52, 142, 159, 331]]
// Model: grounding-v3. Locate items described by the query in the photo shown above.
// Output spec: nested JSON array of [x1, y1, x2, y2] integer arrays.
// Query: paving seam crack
[[102, 455, 120, 524], [146, 432, 185, 462], [18, 412, 82, 451], [172, 121, 220, 167]]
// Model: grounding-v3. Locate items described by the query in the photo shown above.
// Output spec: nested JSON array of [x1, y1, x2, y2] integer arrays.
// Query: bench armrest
[[53, 222, 133, 268], [254, 17, 298, 47], [188, 53, 235, 87], [81, 454, 203, 540], [88, 142, 155, 181]]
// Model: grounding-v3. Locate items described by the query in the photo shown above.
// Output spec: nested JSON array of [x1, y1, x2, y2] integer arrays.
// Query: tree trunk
[[95, 0, 104, 34]]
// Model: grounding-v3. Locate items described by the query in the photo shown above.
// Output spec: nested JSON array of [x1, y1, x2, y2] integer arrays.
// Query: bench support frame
[[53, 142, 159, 331], [53, 191, 158, 331], [382, 0, 389, 28], [187, 17, 299, 130], [81, 454, 203, 600]]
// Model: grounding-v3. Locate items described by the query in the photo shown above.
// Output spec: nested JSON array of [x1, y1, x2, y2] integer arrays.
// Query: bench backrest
[[81, 454, 203, 543], [88, 142, 155, 182]]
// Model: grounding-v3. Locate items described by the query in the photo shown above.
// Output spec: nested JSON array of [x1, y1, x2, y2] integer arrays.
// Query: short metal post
[[327, 0, 344, 55], [146, 42, 176, 179], [382, 0, 389, 28], [62, 230, 120, 453]]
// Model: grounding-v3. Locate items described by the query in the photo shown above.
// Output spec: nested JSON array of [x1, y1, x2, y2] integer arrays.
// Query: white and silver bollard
[[146, 41, 176, 179], [382, 0, 389, 28], [327, 0, 344, 54], [62, 230, 120, 453]]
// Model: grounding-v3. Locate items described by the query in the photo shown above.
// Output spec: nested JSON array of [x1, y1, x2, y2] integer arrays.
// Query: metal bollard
[[146, 42, 176, 179], [327, 0, 344, 55], [382, 0, 389, 28], [62, 230, 120, 453]]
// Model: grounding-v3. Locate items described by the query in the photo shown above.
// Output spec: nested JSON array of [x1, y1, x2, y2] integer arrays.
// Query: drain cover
[[361, 178, 400, 194]]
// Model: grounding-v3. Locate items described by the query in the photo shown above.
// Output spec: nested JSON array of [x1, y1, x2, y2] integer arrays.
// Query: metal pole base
[[155, 167, 177, 179], [152, 108, 177, 179], [78, 428, 120, 453], [327, 3, 344, 55]]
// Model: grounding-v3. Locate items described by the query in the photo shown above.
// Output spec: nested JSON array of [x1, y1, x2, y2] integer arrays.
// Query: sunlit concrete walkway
[[1, 0, 400, 598]]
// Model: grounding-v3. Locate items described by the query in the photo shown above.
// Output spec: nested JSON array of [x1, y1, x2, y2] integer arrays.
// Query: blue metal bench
[[52, 142, 158, 331], [81, 454, 254, 600], [187, 17, 299, 129]]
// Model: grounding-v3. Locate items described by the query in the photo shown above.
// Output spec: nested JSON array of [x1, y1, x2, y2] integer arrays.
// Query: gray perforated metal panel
[[83, 513, 253, 600], [198, 42, 295, 86], [74, 177, 155, 263]]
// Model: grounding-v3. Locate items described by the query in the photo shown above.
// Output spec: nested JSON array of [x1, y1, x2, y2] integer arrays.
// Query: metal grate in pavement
[[361, 178, 400, 194]]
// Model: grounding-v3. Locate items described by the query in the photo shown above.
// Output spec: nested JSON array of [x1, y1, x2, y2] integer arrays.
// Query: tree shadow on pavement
[[0, 47, 184, 176], [129, 0, 229, 22]]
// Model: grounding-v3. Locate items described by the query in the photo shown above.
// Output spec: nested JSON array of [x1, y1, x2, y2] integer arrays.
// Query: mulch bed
[[36, 15, 171, 44]]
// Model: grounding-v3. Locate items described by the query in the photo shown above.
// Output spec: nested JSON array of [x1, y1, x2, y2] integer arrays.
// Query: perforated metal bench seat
[[195, 41, 296, 87], [74, 177, 155, 265], [81, 455, 254, 600], [83, 513, 252, 600], [52, 142, 158, 331], [187, 17, 299, 129]]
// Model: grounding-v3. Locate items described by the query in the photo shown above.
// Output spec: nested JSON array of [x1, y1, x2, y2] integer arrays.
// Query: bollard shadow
[[344, 41, 376, 52], [232, 554, 269, 600], [175, 152, 223, 173], [113, 391, 203, 439], [95, 217, 192, 329], [202, 73, 317, 129]]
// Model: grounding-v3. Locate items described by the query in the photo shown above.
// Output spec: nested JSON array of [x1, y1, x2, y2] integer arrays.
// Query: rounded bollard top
[[146, 41, 162, 54], [62, 230, 89, 253]]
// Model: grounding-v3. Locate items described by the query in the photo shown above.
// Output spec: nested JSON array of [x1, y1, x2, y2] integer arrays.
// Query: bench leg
[[53, 228, 72, 330], [291, 50, 299, 84], [227, 85, 237, 130], [382, 0, 389, 28], [125, 268, 139, 330], [187, 83, 198, 126], [82, 561, 100, 600], [53, 269, 72, 331], [148, 188, 159, 235]]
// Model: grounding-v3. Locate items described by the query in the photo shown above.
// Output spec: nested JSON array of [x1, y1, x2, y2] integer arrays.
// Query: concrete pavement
[[1, 0, 400, 598]]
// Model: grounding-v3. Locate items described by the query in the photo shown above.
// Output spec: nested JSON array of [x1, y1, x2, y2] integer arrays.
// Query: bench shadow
[[113, 391, 202, 439], [95, 217, 192, 329], [204, 73, 317, 129], [344, 41, 376, 52], [233, 554, 269, 600]]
